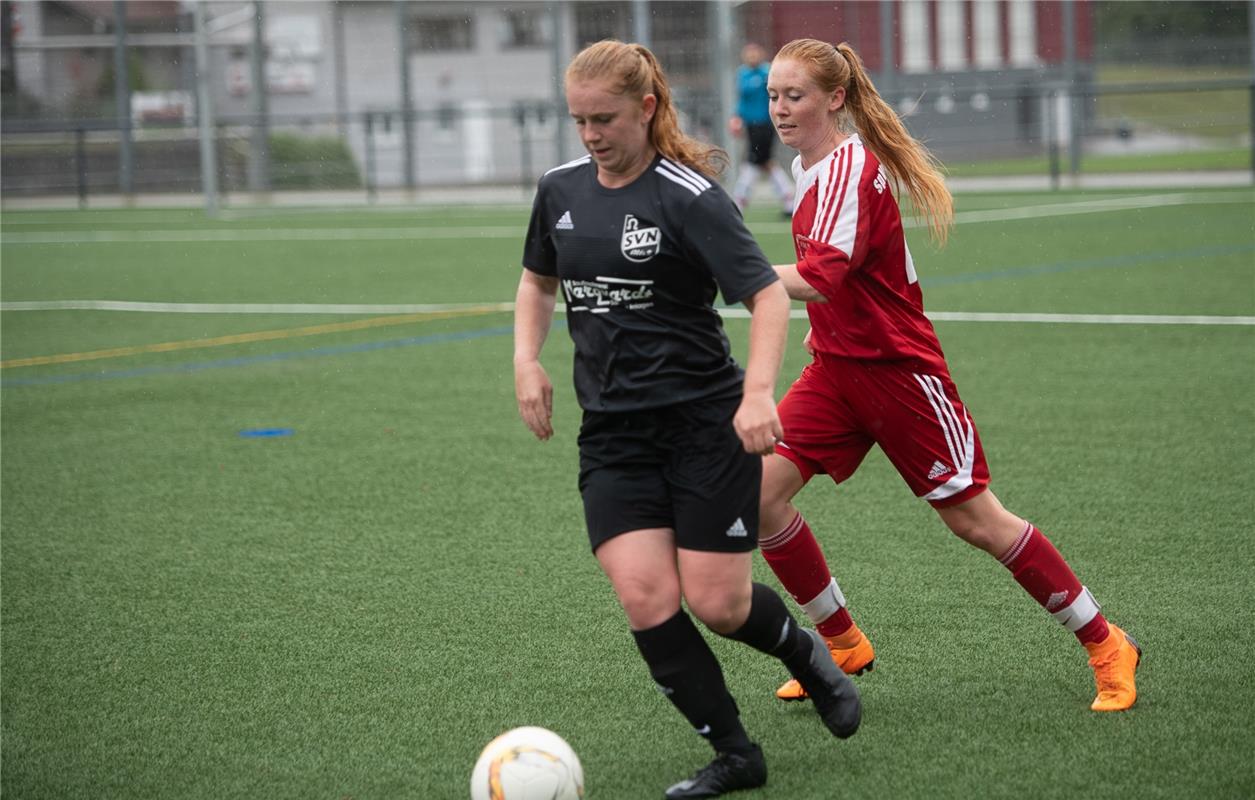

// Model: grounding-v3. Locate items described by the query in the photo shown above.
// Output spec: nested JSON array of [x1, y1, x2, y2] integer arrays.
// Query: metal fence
[[2, 78, 1251, 207]]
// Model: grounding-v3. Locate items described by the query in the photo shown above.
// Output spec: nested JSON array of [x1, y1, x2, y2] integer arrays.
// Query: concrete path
[[2, 172, 1251, 212]]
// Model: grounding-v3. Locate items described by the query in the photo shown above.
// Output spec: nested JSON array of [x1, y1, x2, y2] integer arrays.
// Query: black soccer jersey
[[522, 153, 779, 413]]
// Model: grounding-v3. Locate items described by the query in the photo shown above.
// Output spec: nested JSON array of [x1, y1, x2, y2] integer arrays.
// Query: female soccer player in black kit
[[514, 40, 861, 799]]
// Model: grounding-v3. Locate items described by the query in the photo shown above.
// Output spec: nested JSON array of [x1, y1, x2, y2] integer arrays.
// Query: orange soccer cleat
[[776, 623, 875, 702], [1086, 624, 1142, 712]]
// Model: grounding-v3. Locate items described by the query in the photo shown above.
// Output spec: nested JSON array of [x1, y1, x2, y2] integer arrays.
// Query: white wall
[[972, 0, 1002, 69], [937, 0, 966, 71], [900, 0, 932, 74]]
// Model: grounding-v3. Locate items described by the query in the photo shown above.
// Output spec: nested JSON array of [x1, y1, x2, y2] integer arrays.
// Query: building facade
[[3, 0, 1094, 192]]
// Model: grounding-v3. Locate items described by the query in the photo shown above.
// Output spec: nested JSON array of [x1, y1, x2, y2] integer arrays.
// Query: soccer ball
[[470, 726, 585, 800]]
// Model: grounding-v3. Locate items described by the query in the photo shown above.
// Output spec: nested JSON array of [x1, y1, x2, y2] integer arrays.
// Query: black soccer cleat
[[663, 743, 767, 799], [794, 629, 862, 738]]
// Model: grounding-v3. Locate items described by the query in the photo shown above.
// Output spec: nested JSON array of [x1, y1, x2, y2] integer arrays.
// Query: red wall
[[1035, 1, 1093, 63], [753, 0, 1093, 72], [759, 1, 888, 70]]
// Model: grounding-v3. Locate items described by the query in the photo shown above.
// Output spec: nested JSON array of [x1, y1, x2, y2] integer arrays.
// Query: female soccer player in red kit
[[758, 39, 1142, 712]]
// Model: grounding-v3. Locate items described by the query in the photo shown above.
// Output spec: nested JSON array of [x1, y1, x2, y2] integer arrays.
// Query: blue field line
[[919, 243, 1255, 287], [2, 325, 516, 387]]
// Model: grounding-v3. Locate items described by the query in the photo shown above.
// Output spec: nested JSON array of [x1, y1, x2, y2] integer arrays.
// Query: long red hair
[[566, 40, 727, 178], [777, 39, 954, 244]]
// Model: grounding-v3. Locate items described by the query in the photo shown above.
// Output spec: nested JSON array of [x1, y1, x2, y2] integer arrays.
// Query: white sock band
[[732, 164, 760, 205], [760, 513, 804, 551], [1051, 586, 1100, 632], [800, 578, 847, 624]]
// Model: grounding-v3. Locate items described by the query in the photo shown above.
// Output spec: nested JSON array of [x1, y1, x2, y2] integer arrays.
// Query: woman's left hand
[[734, 390, 784, 455]]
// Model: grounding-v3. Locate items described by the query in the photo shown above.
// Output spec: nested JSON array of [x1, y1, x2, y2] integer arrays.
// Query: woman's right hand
[[803, 327, 816, 356], [514, 359, 554, 440]]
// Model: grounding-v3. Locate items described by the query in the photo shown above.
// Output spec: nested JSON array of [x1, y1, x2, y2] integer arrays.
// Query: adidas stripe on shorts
[[774, 353, 990, 508]]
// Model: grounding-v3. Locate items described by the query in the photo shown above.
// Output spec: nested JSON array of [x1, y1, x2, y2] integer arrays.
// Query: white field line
[[0, 226, 525, 244], [937, 191, 1253, 227], [0, 204, 533, 227], [2, 192, 1249, 245], [922, 311, 1255, 326], [0, 300, 515, 315], [3, 300, 1252, 326], [737, 309, 1255, 325]]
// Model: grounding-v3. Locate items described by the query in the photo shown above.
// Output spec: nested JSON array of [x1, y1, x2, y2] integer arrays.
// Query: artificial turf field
[[2, 188, 1253, 799]]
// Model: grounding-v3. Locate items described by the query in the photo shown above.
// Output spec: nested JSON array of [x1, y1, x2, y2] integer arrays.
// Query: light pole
[[194, 0, 218, 216]]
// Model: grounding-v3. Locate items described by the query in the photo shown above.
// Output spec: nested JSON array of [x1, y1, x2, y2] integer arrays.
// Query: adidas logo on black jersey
[[555, 210, 574, 230]]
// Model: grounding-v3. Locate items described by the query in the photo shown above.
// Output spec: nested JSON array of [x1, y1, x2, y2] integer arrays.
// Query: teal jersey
[[736, 62, 771, 125]]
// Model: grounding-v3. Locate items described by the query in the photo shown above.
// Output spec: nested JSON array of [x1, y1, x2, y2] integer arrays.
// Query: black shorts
[[577, 395, 761, 554], [745, 123, 776, 166]]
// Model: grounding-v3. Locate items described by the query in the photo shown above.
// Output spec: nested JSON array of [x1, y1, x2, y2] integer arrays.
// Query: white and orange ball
[[470, 726, 584, 800]]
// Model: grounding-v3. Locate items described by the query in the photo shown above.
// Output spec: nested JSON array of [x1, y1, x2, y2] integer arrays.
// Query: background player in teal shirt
[[729, 43, 794, 216]]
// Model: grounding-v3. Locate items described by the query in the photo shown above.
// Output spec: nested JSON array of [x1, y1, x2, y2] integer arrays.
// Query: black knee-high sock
[[632, 610, 754, 755], [720, 583, 816, 678]]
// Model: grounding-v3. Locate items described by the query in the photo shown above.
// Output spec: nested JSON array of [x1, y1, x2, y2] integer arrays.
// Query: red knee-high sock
[[760, 513, 854, 639], [998, 521, 1110, 645]]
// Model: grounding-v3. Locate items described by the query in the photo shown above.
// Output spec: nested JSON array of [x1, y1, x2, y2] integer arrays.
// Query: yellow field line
[[1, 305, 509, 369]]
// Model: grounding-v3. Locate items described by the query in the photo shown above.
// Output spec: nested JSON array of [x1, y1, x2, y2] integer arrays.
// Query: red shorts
[[774, 354, 990, 507]]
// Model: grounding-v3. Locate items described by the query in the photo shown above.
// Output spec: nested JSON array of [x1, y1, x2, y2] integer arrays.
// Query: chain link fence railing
[[3, 78, 1250, 207]]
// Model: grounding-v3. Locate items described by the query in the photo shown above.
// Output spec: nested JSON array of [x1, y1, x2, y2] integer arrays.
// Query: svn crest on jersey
[[621, 214, 661, 262]]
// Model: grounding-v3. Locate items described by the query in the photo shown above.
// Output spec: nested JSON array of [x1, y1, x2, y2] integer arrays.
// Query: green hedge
[[266, 133, 361, 190]]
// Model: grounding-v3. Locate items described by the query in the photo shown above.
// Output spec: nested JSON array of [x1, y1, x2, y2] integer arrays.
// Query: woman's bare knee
[[760, 454, 806, 533], [687, 588, 751, 635], [678, 549, 753, 634], [935, 490, 1024, 556], [596, 529, 681, 630], [615, 580, 680, 629]]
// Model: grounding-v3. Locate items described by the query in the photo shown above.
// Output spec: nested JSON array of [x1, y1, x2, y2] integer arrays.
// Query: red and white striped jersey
[[790, 134, 948, 372]]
